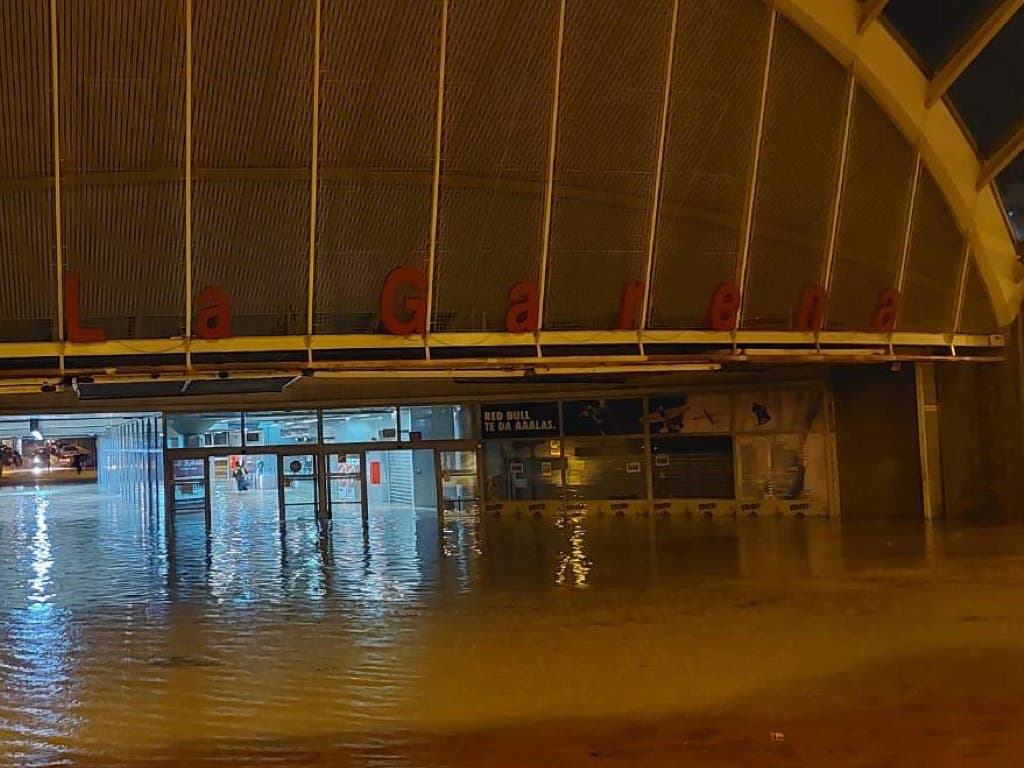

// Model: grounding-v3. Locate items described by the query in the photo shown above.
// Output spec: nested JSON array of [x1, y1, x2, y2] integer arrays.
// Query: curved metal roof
[[0, 0, 1016, 378]]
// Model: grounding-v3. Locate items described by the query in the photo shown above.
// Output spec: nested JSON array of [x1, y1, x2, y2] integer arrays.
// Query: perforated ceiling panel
[[192, 0, 312, 337], [543, 0, 672, 330], [741, 19, 847, 330], [315, 0, 440, 334], [958, 259, 1000, 334], [0, 2, 55, 341], [59, 0, 185, 339], [62, 184, 184, 339], [899, 170, 964, 333], [192, 179, 309, 336], [648, 0, 770, 330], [431, 0, 559, 333], [827, 86, 916, 331]]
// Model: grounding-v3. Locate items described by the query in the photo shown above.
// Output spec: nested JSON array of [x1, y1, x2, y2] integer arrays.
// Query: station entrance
[[161, 387, 837, 526], [164, 405, 482, 532], [167, 450, 322, 522], [167, 445, 481, 524]]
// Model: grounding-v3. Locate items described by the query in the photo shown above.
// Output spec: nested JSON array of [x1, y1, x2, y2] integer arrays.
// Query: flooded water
[[2, 485, 1024, 766]]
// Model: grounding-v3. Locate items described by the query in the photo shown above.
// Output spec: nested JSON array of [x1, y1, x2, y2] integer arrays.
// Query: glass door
[[169, 457, 207, 515], [279, 453, 320, 521], [327, 451, 364, 519], [439, 449, 480, 519], [209, 453, 280, 523]]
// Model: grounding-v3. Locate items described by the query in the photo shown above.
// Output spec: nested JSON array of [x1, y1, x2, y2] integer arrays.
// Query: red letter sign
[[380, 266, 427, 336], [616, 281, 644, 330], [708, 281, 740, 330], [505, 282, 539, 333], [65, 272, 107, 343], [794, 284, 827, 332], [195, 285, 233, 339], [870, 288, 899, 333]]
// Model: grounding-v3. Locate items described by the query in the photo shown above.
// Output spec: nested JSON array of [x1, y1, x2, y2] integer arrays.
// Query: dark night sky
[[881, 0, 1024, 240]]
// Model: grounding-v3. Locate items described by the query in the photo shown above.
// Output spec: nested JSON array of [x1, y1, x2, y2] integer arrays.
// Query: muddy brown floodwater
[[2, 485, 1024, 767]]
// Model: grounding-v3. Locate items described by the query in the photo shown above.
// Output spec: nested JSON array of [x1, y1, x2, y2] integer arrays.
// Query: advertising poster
[[648, 394, 731, 434], [736, 433, 828, 504], [481, 402, 560, 438], [733, 389, 825, 433], [733, 392, 784, 432], [562, 399, 644, 436], [777, 389, 826, 431]]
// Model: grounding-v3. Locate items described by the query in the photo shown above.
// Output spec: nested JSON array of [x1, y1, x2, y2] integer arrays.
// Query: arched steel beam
[[776, 0, 1023, 326], [858, 0, 890, 33]]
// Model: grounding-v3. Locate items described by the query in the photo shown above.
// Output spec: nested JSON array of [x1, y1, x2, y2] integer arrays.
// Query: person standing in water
[[234, 463, 248, 491]]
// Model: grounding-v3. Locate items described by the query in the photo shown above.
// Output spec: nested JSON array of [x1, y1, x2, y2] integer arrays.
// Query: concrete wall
[[936, 325, 1024, 524], [831, 365, 923, 520]]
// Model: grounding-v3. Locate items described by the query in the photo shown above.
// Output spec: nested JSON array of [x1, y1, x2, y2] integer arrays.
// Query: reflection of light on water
[[29, 497, 53, 604], [441, 518, 482, 592], [555, 515, 591, 588], [4, 493, 82, 763]]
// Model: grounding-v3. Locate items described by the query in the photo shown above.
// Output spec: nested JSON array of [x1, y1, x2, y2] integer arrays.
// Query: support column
[[935, 318, 1024, 523]]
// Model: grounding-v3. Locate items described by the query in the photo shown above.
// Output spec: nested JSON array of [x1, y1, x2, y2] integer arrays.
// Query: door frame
[[164, 446, 324, 524], [278, 451, 323, 522], [323, 447, 368, 523], [165, 440, 484, 526], [436, 445, 484, 519], [165, 449, 212, 524], [361, 444, 439, 514], [353, 440, 480, 519]]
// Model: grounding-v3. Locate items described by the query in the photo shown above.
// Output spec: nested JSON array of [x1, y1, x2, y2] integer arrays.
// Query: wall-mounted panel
[[59, 0, 185, 339], [315, 0, 440, 334], [543, 0, 671, 330], [827, 87, 916, 331], [0, 2, 55, 341], [648, 0, 769, 329], [432, 0, 558, 332], [192, 0, 312, 336], [741, 19, 846, 330], [899, 170, 963, 333]]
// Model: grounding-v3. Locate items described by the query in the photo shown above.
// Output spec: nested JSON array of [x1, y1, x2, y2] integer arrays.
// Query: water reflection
[[554, 515, 591, 588], [1, 486, 1024, 765], [0, 489, 82, 766]]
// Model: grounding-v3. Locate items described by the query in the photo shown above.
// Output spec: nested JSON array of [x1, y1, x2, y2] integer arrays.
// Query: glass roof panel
[[996, 151, 1024, 243], [947, 6, 1024, 157], [883, 0, 1002, 74]]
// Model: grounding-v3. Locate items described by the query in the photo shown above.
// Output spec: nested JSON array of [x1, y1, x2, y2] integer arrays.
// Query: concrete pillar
[[935, 323, 1024, 524], [830, 365, 924, 520]]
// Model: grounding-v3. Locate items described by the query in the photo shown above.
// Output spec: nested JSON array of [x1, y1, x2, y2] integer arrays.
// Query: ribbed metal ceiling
[[0, 0, 1003, 347]]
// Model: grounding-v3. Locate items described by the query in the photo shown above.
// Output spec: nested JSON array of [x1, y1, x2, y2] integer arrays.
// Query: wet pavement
[[2, 484, 1024, 766]]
